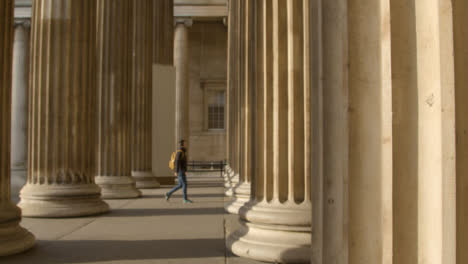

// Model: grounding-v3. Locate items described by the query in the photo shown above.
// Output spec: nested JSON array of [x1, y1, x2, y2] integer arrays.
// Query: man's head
[[179, 139, 185, 148]]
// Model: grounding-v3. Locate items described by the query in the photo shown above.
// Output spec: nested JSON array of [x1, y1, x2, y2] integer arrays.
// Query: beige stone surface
[[95, 0, 141, 199], [131, 0, 160, 189], [153, 0, 174, 65], [414, 1, 456, 263], [0, 0, 35, 256], [174, 20, 192, 149], [152, 64, 176, 180], [310, 1, 349, 263], [188, 23, 227, 162], [454, 1, 468, 263], [348, 0, 393, 263], [390, 1, 456, 264], [1, 173, 262, 264], [10, 21, 30, 201], [229, 1, 311, 263], [18, 0, 109, 218]]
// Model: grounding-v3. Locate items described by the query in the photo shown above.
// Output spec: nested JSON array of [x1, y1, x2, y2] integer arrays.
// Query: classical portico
[[2, 0, 468, 264]]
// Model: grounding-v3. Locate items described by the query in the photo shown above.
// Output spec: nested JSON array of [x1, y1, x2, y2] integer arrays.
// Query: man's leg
[[166, 176, 183, 198], [181, 173, 188, 200]]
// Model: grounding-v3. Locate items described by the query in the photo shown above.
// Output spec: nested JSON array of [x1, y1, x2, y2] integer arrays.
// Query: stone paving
[[1, 172, 264, 264]]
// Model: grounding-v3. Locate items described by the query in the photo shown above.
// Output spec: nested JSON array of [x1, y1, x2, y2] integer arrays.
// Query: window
[[207, 91, 225, 129], [202, 80, 226, 131]]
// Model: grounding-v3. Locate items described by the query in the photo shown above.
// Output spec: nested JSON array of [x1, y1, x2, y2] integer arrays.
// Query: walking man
[[166, 139, 193, 203]]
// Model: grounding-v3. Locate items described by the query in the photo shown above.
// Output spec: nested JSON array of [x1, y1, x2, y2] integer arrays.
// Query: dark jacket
[[175, 147, 187, 173]]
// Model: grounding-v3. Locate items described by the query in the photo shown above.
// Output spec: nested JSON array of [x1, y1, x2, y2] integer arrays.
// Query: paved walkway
[[2, 172, 262, 264]]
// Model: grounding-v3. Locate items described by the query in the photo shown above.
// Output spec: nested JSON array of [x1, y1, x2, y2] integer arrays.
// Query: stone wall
[[188, 22, 227, 162]]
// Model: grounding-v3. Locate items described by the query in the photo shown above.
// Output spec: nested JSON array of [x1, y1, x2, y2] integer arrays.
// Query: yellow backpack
[[169, 150, 183, 171]]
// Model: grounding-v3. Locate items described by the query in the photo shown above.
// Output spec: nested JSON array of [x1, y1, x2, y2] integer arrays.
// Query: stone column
[[95, 0, 141, 199], [10, 19, 30, 200], [229, 1, 312, 262], [18, 0, 109, 218], [348, 0, 393, 263], [391, 1, 456, 263], [153, 0, 174, 65], [454, 1, 468, 263], [226, 0, 254, 214], [131, 0, 160, 189], [225, 1, 242, 196], [310, 1, 349, 263], [0, 0, 35, 256], [255, 0, 274, 205], [174, 18, 192, 148], [225, 0, 236, 181]]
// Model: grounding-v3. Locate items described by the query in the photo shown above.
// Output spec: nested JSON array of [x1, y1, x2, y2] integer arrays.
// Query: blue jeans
[[167, 171, 187, 200]]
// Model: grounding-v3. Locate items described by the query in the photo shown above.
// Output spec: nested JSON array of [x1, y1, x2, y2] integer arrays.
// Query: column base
[[228, 221, 311, 263], [95, 175, 142, 199], [0, 203, 35, 256], [10, 168, 27, 203], [132, 171, 160, 189], [224, 173, 239, 196], [225, 181, 250, 214], [18, 184, 110, 218], [228, 200, 311, 263], [223, 165, 232, 179]]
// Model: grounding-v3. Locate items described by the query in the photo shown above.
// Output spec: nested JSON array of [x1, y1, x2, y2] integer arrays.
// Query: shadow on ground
[[142, 193, 225, 199], [107, 207, 224, 217], [1, 238, 225, 264]]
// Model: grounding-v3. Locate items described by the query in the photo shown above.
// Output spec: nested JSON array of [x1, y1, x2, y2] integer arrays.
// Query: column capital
[[174, 17, 193, 28], [13, 18, 30, 28]]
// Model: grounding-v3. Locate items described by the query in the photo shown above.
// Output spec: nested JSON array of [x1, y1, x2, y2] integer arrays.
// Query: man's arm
[[175, 150, 182, 173]]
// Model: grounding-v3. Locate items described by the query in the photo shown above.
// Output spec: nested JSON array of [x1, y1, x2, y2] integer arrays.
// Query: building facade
[[1, 1, 468, 264]]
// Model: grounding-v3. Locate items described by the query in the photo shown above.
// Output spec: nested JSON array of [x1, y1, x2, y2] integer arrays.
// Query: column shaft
[[348, 0, 393, 263], [153, 0, 174, 65], [0, 0, 35, 255], [225, 0, 254, 213], [390, 1, 418, 264], [174, 21, 191, 148], [10, 21, 30, 200], [414, 1, 456, 263], [229, 1, 312, 262], [391, 1, 456, 263], [454, 0, 468, 263], [131, 0, 160, 189], [95, 0, 141, 199], [313, 0, 349, 263], [256, 0, 274, 201], [18, 0, 109, 217], [224, 0, 239, 187]]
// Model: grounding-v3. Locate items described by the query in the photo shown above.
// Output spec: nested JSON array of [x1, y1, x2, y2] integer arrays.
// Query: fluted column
[[131, 0, 160, 189], [226, 0, 254, 214], [18, 0, 109, 217], [153, 0, 174, 65], [95, 0, 141, 199], [454, 1, 468, 263], [225, 0, 239, 187], [225, 1, 242, 196], [348, 0, 393, 263], [10, 19, 30, 198], [391, 1, 456, 263], [224, 0, 236, 181], [0, 0, 35, 255], [229, 1, 312, 262], [174, 18, 192, 148], [310, 0, 349, 263]]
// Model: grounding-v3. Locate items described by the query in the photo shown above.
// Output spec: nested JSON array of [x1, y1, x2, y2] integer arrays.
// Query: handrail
[[187, 160, 226, 177]]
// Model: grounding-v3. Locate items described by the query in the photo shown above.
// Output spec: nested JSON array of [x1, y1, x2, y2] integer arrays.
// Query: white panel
[[152, 64, 177, 177]]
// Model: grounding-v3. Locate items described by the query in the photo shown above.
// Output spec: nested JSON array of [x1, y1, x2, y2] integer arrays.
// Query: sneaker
[[165, 193, 170, 201], [183, 199, 193, 204]]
